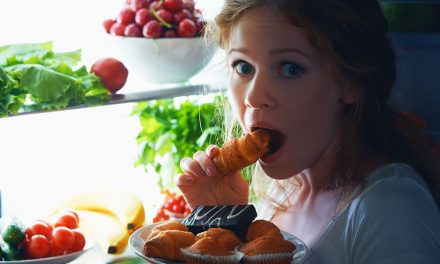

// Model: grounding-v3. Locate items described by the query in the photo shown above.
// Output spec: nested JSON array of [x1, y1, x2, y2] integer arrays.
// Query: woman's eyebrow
[[228, 47, 310, 58], [269, 48, 310, 58], [228, 48, 250, 55]]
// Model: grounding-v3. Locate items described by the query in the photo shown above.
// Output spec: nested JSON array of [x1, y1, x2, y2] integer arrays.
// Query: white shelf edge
[[9, 82, 225, 117]]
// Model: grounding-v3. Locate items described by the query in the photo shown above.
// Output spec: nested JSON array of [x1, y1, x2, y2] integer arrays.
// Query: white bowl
[[106, 36, 217, 84]]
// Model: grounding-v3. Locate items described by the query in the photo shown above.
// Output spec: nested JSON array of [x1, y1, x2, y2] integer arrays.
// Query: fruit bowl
[[106, 35, 217, 84]]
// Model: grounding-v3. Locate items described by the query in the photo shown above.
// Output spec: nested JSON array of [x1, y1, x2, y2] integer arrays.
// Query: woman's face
[[227, 7, 352, 179]]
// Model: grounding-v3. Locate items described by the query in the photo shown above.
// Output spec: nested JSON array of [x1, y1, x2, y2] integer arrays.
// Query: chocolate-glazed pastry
[[182, 205, 257, 240]]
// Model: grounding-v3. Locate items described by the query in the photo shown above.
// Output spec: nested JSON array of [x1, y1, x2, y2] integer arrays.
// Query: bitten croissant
[[213, 129, 271, 176]]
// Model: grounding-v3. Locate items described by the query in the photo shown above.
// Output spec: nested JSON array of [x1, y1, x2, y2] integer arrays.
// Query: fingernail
[[206, 166, 216, 177]]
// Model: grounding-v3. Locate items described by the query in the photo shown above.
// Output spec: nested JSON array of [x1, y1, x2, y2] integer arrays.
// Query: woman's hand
[[175, 145, 249, 209]]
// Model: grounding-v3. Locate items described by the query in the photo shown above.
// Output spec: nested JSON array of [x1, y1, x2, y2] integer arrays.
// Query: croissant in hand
[[213, 129, 272, 176]]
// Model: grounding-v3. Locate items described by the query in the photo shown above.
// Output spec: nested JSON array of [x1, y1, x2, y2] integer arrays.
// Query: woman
[[176, 0, 440, 262]]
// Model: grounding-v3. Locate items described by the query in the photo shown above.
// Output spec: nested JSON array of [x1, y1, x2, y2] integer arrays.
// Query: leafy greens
[[132, 95, 225, 190], [0, 42, 110, 117]]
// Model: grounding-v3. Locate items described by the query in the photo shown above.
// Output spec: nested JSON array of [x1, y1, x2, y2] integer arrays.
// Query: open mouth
[[251, 127, 285, 155]]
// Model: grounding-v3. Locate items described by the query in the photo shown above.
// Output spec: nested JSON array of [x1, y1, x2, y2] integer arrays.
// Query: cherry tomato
[[26, 220, 53, 239], [70, 230, 86, 252], [26, 235, 51, 259], [65, 210, 80, 223], [51, 227, 75, 250], [50, 244, 65, 257], [54, 212, 79, 229], [172, 204, 184, 214], [184, 204, 192, 216]]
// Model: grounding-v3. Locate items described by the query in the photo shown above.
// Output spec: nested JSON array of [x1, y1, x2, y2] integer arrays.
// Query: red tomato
[[51, 227, 75, 250], [91, 57, 129, 94], [65, 210, 80, 223], [50, 245, 65, 257], [54, 212, 79, 229], [70, 230, 86, 252], [26, 220, 53, 239], [26, 235, 51, 259]]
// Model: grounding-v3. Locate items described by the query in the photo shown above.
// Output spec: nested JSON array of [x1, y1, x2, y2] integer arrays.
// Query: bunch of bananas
[[51, 190, 145, 255]]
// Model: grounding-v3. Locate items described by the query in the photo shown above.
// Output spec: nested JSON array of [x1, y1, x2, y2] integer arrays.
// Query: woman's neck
[[293, 152, 392, 206]]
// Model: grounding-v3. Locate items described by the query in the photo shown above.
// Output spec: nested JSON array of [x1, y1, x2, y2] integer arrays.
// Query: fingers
[[174, 173, 193, 188], [193, 150, 217, 177], [180, 156, 205, 178], [206, 145, 220, 158]]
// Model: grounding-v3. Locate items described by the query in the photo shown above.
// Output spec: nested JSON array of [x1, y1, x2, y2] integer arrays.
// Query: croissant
[[147, 220, 189, 240], [143, 230, 196, 261], [213, 129, 271, 176]]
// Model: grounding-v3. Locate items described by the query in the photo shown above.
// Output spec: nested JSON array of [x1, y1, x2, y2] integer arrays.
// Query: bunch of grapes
[[103, 0, 206, 39], [153, 190, 191, 223]]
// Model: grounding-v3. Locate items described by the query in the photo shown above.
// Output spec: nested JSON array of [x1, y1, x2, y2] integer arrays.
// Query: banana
[[54, 190, 145, 232], [75, 210, 129, 254]]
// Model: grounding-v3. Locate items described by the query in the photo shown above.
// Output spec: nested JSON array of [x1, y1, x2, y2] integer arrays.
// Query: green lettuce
[[0, 42, 110, 116]]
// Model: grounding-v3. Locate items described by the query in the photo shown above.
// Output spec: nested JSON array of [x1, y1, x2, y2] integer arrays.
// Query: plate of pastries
[[129, 204, 307, 264]]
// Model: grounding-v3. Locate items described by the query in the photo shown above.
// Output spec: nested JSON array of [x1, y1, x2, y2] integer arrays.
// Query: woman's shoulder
[[351, 162, 438, 214], [363, 162, 427, 188], [337, 163, 440, 262]]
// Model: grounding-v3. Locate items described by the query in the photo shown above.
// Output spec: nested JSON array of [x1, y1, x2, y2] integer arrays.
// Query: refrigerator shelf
[[9, 82, 224, 117]]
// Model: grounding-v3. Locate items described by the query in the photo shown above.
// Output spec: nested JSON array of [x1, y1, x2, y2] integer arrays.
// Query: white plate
[[0, 239, 95, 264], [129, 221, 308, 264]]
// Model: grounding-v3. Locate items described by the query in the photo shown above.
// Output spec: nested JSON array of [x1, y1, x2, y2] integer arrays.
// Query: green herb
[[132, 95, 225, 190], [0, 42, 110, 116]]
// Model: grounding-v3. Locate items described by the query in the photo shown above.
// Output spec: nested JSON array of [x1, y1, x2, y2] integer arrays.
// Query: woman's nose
[[245, 71, 275, 109]]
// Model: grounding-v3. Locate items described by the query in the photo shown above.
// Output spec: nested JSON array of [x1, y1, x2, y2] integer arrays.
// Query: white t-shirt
[[256, 163, 440, 264]]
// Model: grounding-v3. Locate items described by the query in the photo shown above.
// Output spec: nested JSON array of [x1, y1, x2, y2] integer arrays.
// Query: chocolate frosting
[[182, 205, 257, 240]]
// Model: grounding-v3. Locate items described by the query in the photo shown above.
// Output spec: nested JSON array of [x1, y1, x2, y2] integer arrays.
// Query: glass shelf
[[10, 82, 225, 117]]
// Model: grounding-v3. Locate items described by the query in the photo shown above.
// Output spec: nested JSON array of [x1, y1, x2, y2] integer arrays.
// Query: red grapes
[[104, 0, 205, 38]]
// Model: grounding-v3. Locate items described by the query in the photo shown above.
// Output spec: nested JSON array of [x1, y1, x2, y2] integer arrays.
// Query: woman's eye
[[280, 62, 303, 78], [233, 61, 254, 75]]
